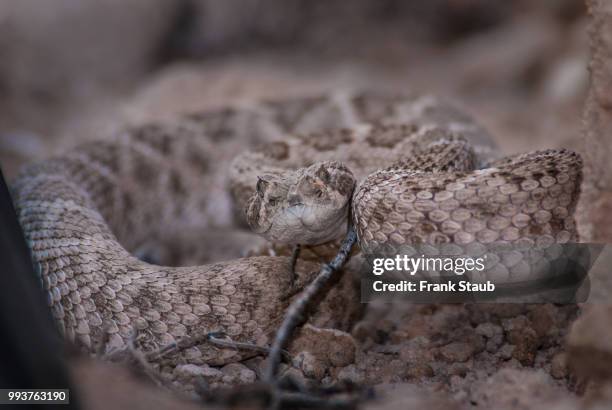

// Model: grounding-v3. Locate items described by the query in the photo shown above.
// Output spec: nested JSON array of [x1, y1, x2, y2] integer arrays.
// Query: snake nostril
[[288, 194, 302, 207]]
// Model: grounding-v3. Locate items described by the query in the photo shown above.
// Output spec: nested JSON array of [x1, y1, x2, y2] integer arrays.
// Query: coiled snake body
[[11, 92, 582, 368]]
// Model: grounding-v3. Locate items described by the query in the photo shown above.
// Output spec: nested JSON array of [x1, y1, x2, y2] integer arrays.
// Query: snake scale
[[10, 91, 582, 371]]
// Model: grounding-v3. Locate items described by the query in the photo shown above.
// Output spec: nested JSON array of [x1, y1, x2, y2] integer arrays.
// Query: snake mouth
[[286, 204, 304, 218], [285, 205, 311, 230], [285, 202, 348, 236], [286, 204, 328, 232]]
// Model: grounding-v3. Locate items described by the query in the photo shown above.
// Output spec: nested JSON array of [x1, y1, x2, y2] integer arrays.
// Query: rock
[[551, 352, 568, 379], [390, 315, 431, 343], [377, 359, 407, 384], [475, 322, 503, 339], [439, 342, 474, 363], [351, 321, 374, 342], [503, 315, 531, 337], [398, 336, 434, 364], [405, 363, 435, 379], [528, 304, 556, 338], [395, 337, 437, 379], [447, 363, 470, 377], [290, 325, 357, 368], [372, 319, 396, 344], [293, 351, 326, 381], [477, 322, 505, 354], [220, 363, 256, 385], [511, 327, 539, 366], [242, 356, 265, 374], [499, 344, 514, 360], [465, 332, 487, 355], [486, 334, 505, 353], [282, 366, 309, 387], [503, 316, 540, 366], [336, 364, 365, 384]]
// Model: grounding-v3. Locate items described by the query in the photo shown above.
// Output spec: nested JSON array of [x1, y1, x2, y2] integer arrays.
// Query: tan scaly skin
[[11, 92, 582, 382]]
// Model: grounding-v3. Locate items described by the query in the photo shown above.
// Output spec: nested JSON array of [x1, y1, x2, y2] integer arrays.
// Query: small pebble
[[550, 352, 568, 379], [439, 342, 474, 363]]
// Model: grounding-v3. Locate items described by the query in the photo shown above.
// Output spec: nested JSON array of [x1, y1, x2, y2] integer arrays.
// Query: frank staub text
[[370, 255, 496, 293]]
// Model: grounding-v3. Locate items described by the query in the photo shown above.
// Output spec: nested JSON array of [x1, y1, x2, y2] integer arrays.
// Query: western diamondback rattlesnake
[[10, 91, 582, 373], [231, 100, 582, 259]]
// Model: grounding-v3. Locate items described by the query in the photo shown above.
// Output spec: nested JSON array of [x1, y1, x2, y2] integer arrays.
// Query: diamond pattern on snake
[[10, 91, 582, 379]]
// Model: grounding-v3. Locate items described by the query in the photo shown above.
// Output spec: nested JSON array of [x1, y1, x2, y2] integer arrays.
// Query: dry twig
[[264, 226, 358, 383]]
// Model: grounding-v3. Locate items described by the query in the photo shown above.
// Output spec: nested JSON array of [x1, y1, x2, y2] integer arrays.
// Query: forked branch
[[264, 226, 358, 383]]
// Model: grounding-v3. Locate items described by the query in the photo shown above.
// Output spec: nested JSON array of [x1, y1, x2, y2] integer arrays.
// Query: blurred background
[[0, 0, 588, 177]]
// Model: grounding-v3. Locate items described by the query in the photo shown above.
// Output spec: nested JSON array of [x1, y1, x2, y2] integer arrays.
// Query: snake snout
[[288, 193, 303, 207]]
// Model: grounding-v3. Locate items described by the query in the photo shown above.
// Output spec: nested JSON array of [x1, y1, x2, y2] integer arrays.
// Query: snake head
[[246, 161, 355, 245]]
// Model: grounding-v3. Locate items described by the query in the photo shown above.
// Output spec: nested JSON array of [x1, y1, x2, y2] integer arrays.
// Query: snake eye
[[269, 198, 278, 206], [256, 177, 269, 197], [315, 165, 330, 183]]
